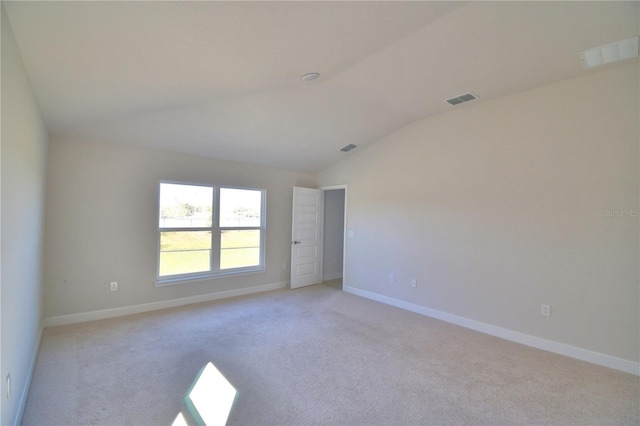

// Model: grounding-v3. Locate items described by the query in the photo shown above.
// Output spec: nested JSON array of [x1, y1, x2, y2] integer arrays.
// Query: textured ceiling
[[4, 1, 639, 173]]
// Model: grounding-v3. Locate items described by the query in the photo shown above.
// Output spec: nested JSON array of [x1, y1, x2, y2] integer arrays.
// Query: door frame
[[320, 185, 348, 288]]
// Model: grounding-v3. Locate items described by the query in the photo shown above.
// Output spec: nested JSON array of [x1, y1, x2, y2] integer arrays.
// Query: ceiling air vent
[[339, 144, 358, 153], [445, 92, 478, 106]]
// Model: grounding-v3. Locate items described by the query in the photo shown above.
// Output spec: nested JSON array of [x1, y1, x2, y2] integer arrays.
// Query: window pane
[[219, 188, 262, 227], [160, 183, 213, 228], [159, 231, 211, 276], [220, 230, 260, 269]]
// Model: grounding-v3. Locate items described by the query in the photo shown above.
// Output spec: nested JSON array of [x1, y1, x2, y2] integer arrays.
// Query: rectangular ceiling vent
[[339, 143, 358, 153], [445, 92, 478, 106]]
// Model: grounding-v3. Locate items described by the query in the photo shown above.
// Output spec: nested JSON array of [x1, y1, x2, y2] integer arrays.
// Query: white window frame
[[156, 181, 266, 286]]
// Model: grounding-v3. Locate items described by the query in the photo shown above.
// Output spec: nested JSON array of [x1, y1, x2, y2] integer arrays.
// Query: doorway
[[289, 185, 346, 290], [321, 187, 346, 290]]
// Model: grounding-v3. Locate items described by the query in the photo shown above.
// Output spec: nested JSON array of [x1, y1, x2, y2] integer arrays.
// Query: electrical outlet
[[411, 279, 417, 288], [110, 281, 118, 291], [389, 273, 395, 283], [6, 373, 10, 399], [540, 304, 551, 317]]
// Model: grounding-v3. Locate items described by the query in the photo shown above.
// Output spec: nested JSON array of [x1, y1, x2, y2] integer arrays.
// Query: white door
[[290, 187, 323, 289]]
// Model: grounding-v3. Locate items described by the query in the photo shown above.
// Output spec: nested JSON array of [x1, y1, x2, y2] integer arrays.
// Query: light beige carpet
[[23, 283, 639, 425]]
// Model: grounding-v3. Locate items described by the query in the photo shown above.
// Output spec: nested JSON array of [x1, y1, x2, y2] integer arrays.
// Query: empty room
[[1, 1, 639, 425]]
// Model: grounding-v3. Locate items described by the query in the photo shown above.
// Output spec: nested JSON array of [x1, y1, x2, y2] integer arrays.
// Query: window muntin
[[158, 182, 265, 283]]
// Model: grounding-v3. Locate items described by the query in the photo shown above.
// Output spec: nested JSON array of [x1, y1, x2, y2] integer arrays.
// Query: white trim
[[44, 282, 287, 327], [320, 185, 347, 191], [13, 325, 44, 426], [155, 267, 265, 287], [344, 285, 640, 376]]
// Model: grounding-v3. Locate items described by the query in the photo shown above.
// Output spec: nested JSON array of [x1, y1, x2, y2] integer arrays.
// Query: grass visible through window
[[160, 231, 211, 276], [221, 230, 260, 269]]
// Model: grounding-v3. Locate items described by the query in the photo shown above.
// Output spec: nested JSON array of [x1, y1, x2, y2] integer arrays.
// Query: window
[[158, 182, 265, 283]]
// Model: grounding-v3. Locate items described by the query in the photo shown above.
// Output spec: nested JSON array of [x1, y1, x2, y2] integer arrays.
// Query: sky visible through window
[[159, 183, 212, 228], [220, 188, 261, 227]]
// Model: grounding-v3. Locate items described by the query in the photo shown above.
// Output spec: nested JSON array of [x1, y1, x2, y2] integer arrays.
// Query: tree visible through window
[[158, 182, 265, 282]]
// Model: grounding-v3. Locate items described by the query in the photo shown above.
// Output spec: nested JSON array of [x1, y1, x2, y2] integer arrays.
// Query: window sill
[[155, 267, 266, 287]]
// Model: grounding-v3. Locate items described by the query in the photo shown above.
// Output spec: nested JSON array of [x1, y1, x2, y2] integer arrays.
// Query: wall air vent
[[339, 144, 358, 153], [445, 92, 478, 106]]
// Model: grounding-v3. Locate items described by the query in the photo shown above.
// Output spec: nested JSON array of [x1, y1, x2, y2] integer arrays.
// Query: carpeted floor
[[23, 282, 639, 425]]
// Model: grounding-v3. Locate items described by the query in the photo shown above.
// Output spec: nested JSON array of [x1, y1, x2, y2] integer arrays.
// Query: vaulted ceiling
[[4, 1, 639, 173]]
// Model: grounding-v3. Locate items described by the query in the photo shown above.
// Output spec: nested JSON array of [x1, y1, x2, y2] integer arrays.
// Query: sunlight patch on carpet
[[173, 362, 237, 426]]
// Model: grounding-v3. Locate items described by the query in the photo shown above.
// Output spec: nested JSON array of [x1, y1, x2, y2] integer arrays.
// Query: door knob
[[291, 240, 301, 245]]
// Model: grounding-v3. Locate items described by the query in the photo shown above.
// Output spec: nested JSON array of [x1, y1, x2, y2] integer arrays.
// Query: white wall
[[323, 189, 344, 280], [43, 137, 315, 318], [1, 7, 49, 425], [317, 62, 639, 365]]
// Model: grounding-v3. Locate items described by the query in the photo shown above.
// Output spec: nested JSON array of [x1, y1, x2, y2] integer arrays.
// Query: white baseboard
[[14, 325, 44, 426], [44, 281, 288, 327], [344, 285, 639, 376]]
